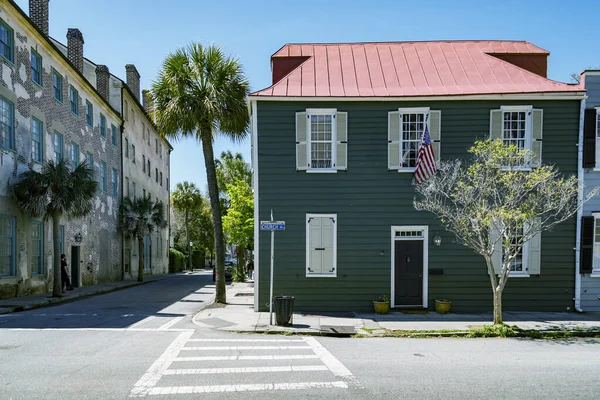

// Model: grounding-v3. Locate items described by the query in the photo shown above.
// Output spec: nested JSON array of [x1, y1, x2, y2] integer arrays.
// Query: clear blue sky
[[15, 0, 600, 192]]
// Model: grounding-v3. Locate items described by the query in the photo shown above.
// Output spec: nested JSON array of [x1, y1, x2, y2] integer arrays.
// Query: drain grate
[[234, 293, 254, 297]]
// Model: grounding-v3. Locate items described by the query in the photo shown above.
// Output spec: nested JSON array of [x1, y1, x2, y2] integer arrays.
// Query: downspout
[[575, 97, 586, 312], [120, 85, 125, 281]]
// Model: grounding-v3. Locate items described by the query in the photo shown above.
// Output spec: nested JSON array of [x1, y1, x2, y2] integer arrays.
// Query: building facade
[[579, 70, 600, 312], [249, 41, 585, 313], [0, 0, 122, 298]]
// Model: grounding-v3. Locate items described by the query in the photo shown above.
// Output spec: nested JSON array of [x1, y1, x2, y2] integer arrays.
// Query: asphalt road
[[1, 272, 599, 399]]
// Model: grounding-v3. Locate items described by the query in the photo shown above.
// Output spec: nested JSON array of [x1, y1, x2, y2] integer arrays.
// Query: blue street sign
[[260, 221, 286, 231]]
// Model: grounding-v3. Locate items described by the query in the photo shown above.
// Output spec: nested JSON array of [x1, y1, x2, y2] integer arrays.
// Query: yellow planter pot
[[373, 301, 390, 314], [435, 299, 452, 314]]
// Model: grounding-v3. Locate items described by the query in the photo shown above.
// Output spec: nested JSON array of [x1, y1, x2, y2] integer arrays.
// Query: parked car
[[212, 263, 233, 282]]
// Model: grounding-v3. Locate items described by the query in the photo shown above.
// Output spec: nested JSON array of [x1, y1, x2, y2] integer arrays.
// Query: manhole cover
[[320, 325, 356, 335], [234, 293, 253, 297]]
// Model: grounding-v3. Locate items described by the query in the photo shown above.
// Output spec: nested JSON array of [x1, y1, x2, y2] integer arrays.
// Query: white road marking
[[173, 354, 321, 361], [303, 336, 362, 388], [157, 317, 184, 331], [2, 328, 191, 332], [148, 381, 349, 395], [163, 365, 329, 375], [128, 316, 156, 329], [180, 345, 311, 351], [129, 330, 194, 398], [187, 338, 305, 342]]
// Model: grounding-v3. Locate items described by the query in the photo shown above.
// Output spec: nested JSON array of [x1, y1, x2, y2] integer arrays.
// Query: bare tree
[[414, 140, 595, 324]]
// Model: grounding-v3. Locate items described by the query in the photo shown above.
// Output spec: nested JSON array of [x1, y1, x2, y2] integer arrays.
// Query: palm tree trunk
[[51, 213, 63, 297], [185, 209, 190, 271], [201, 131, 226, 303], [138, 237, 144, 282]]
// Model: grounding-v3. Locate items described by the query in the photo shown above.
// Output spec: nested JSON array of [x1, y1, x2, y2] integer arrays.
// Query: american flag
[[414, 124, 438, 184]]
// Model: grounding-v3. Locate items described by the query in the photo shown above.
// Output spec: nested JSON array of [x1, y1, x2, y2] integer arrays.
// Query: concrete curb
[[0, 275, 173, 315]]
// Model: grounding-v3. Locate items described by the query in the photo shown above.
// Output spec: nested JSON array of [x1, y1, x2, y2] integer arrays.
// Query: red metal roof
[[250, 41, 581, 98]]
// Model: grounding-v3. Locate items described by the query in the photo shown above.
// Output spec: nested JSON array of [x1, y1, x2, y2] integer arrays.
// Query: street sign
[[260, 221, 285, 231]]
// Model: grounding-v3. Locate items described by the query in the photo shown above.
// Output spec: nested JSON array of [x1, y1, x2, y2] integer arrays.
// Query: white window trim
[[590, 212, 600, 276], [390, 226, 428, 308], [594, 108, 600, 170], [306, 213, 337, 278], [504, 222, 531, 278], [306, 108, 337, 173], [500, 105, 533, 171], [397, 107, 430, 173]]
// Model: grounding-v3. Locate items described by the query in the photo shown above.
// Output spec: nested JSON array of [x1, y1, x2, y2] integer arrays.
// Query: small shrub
[[468, 324, 518, 338], [169, 248, 186, 273]]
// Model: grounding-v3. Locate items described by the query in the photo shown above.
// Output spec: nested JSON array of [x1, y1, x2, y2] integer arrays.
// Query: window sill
[[589, 273, 600, 278], [306, 169, 337, 174], [32, 81, 43, 89], [592, 169, 600, 172], [306, 274, 337, 278], [508, 273, 530, 278], [1, 56, 15, 66], [54, 97, 63, 104], [397, 168, 416, 173]]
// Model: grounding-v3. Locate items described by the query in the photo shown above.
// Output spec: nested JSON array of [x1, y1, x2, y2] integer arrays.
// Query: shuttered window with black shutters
[[580, 216, 594, 274]]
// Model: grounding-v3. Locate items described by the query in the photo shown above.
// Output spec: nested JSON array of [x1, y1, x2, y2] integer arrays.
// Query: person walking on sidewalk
[[61, 254, 73, 292]]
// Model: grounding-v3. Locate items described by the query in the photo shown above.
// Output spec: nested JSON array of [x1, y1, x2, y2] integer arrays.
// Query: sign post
[[260, 210, 285, 325]]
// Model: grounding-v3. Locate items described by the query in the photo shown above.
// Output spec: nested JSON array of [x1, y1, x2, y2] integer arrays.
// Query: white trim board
[[390, 226, 429, 308], [249, 92, 586, 102], [251, 100, 260, 311]]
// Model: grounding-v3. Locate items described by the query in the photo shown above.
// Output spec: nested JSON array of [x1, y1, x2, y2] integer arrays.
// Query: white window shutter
[[528, 221, 541, 275], [490, 109, 502, 141], [429, 110, 441, 162], [531, 109, 543, 168], [490, 220, 503, 275], [388, 111, 400, 170], [321, 218, 335, 274], [335, 112, 348, 170], [296, 112, 308, 170], [308, 217, 323, 274]]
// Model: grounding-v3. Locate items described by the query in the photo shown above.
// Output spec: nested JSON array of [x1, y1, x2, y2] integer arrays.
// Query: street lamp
[[433, 235, 442, 247]]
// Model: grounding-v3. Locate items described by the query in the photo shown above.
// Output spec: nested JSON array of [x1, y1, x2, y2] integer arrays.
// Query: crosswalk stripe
[[173, 354, 320, 361], [157, 317, 184, 331], [148, 381, 349, 395], [128, 316, 156, 329], [187, 338, 305, 342], [163, 365, 329, 375], [180, 345, 311, 351]]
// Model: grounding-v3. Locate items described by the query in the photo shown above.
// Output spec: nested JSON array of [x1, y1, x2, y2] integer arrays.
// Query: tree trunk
[[493, 289, 503, 325], [51, 213, 63, 297], [185, 210, 190, 271], [201, 131, 226, 303], [138, 237, 144, 282]]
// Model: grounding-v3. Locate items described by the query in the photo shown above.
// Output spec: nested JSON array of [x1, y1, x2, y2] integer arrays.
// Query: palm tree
[[152, 43, 250, 303], [119, 195, 166, 282], [9, 159, 97, 297], [171, 181, 202, 270]]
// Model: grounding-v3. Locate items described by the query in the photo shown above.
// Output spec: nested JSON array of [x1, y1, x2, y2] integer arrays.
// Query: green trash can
[[273, 296, 295, 326]]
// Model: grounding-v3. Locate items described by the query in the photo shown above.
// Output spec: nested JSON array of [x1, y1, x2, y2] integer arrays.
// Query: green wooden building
[[248, 41, 585, 313]]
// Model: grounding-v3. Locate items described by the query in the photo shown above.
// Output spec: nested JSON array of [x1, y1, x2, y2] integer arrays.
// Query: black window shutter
[[583, 109, 597, 168], [581, 216, 594, 274]]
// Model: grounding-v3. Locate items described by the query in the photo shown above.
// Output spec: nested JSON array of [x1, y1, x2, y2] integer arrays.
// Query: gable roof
[[250, 41, 581, 98]]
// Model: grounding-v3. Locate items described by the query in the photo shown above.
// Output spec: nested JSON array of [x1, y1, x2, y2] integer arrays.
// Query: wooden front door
[[394, 240, 423, 306]]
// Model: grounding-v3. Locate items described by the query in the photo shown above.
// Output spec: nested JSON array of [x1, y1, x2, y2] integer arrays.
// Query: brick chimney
[[29, 0, 49, 36], [66, 28, 84, 73], [142, 89, 153, 113], [95, 65, 110, 102], [125, 64, 140, 102]]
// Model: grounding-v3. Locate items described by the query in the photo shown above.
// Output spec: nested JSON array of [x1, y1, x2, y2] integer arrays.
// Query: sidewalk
[[193, 282, 600, 336], [0, 273, 175, 314]]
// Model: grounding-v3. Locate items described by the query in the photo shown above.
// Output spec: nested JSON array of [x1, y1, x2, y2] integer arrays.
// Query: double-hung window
[[583, 214, 600, 276], [388, 108, 441, 171], [148, 159, 151, 177], [31, 221, 44, 275], [490, 106, 543, 169], [53, 131, 63, 162], [112, 168, 118, 196], [86, 152, 94, 173], [132, 145, 136, 163], [295, 109, 347, 172], [125, 138, 129, 158], [125, 177, 130, 197], [583, 108, 600, 169], [31, 117, 43, 163], [142, 155, 146, 172], [100, 161, 107, 192], [132, 181, 136, 199], [86, 101, 93, 127], [70, 142, 79, 169], [155, 168, 158, 183], [100, 114, 106, 138], [0, 20, 13, 63], [111, 124, 117, 146], [30, 49, 42, 86], [69, 86, 79, 115], [306, 214, 337, 277], [0, 95, 14, 150], [52, 70, 63, 102], [491, 219, 541, 277], [0, 215, 16, 277]]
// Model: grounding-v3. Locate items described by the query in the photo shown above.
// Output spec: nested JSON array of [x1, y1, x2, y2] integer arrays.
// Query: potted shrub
[[373, 295, 390, 314], [435, 299, 452, 314]]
